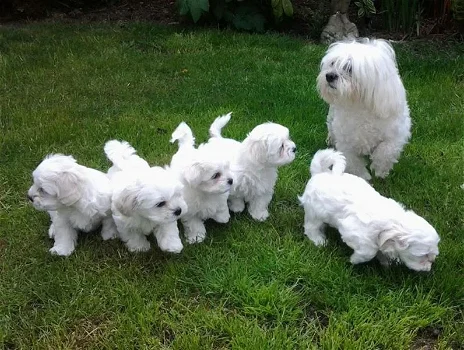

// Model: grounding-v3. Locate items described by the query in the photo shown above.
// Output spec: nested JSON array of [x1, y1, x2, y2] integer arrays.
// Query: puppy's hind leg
[[303, 207, 327, 246]]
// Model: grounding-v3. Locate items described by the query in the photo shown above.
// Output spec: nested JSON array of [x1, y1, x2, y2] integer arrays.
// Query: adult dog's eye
[[212, 172, 221, 179], [156, 201, 166, 208]]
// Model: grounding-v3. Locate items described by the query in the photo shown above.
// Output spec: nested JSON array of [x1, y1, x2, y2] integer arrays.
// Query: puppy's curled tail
[[209, 112, 232, 138], [310, 149, 346, 176], [170, 122, 195, 150], [104, 140, 148, 170]]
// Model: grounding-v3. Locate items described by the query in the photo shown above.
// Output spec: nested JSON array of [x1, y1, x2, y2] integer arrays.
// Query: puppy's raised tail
[[104, 140, 149, 170], [310, 149, 346, 176], [209, 112, 232, 138], [170, 122, 195, 150]]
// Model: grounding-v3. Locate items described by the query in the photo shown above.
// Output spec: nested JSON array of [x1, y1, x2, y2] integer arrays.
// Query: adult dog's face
[[28, 154, 84, 211]]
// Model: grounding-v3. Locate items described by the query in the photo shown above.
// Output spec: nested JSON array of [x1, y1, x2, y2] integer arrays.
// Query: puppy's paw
[[228, 199, 245, 213], [213, 211, 230, 224], [249, 209, 269, 222], [186, 231, 206, 244], [158, 238, 183, 254], [126, 240, 151, 253], [101, 227, 117, 241], [48, 225, 56, 239], [310, 235, 327, 247], [49, 244, 74, 257]]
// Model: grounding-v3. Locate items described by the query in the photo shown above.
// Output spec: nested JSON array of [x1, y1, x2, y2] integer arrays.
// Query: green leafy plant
[[178, 0, 210, 23], [354, 0, 376, 18], [452, 0, 464, 21], [177, 0, 293, 32], [271, 0, 293, 22], [381, 0, 421, 34]]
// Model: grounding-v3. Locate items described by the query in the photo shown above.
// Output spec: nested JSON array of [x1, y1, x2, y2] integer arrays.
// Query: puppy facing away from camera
[[298, 149, 440, 272], [206, 113, 296, 221], [317, 38, 411, 180], [28, 154, 117, 256], [170, 122, 233, 244], [105, 140, 187, 253]]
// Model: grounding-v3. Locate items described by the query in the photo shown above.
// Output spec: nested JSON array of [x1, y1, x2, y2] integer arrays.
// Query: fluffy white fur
[[317, 38, 411, 180], [28, 154, 117, 256], [206, 113, 296, 221], [105, 140, 187, 253], [170, 122, 233, 244], [298, 149, 440, 272]]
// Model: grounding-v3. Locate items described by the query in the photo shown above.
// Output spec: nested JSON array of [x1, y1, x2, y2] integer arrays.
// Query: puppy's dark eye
[[343, 63, 352, 74], [212, 172, 221, 180], [330, 61, 335, 67], [156, 201, 166, 208]]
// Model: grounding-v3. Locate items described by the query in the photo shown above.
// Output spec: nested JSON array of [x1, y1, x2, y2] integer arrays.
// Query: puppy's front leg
[[183, 217, 207, 244], [154, 222, 183, 253], [228, 196, 245, 213], [349, 250, 377, 265], [100, 216, 118, 241], [49, 214, 78, 256], [303, 210, 327, 247], [117, 226, 151, 253], [248, 193, 272, 221], [212, 201, 230, 223]]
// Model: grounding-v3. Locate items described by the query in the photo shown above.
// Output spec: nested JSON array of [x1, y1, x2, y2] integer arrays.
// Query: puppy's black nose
[[174, 208, 182, 216], [27, 195, 33, 202], [292, 147, 297, 153], [227, 178, 233, 185], [326, 73, 338, 83]]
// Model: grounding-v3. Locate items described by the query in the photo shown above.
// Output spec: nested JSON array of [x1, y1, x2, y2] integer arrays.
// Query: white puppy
[[298, 149, 440, 272], [28, 154, 117, 256], [170, 122, 233, 244], [317, 38, 411, 180], [206, 113, 296, 221], [105, 140, 187, 253]]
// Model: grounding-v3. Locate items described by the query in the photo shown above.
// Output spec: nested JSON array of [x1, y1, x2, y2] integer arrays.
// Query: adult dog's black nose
[[27, 195, 33, 202], [227, 178, 233, 185], [326, 73, 338, 83], [174, 208, 182, 216], [292, 147, 297, 153]]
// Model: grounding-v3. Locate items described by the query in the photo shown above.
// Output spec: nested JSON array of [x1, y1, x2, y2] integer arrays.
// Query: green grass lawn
[[0, 23, 463, 349]]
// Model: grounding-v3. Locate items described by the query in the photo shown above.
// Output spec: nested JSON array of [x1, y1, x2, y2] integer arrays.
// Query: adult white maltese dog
[[28, 154, 117, 256], [298, 149, 440, 272], [206, 113, 296, 221], [105, 140, 187, 253], [317, 38, 411, 180], [170, 122, 233, 244]]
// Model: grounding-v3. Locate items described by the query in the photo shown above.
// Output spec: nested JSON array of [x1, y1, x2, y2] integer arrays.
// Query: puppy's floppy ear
[[114, 186, 139, 216], [183, 162, 204, 186], [378, 227, 409, 253], [55, 171, 84, 206], [246, 138, 267, 163]]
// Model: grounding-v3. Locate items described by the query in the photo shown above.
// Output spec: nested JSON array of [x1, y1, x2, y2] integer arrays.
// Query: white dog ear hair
[[366, 39, 407, 120], [378, 227, 409, 253], [183, 162, 204, 186], [55, 171, 84, 206], [114, 186, 139, 216]]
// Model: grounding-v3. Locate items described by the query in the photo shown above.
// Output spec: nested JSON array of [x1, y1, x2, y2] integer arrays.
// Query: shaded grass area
[[0, 24, 463, 349]]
